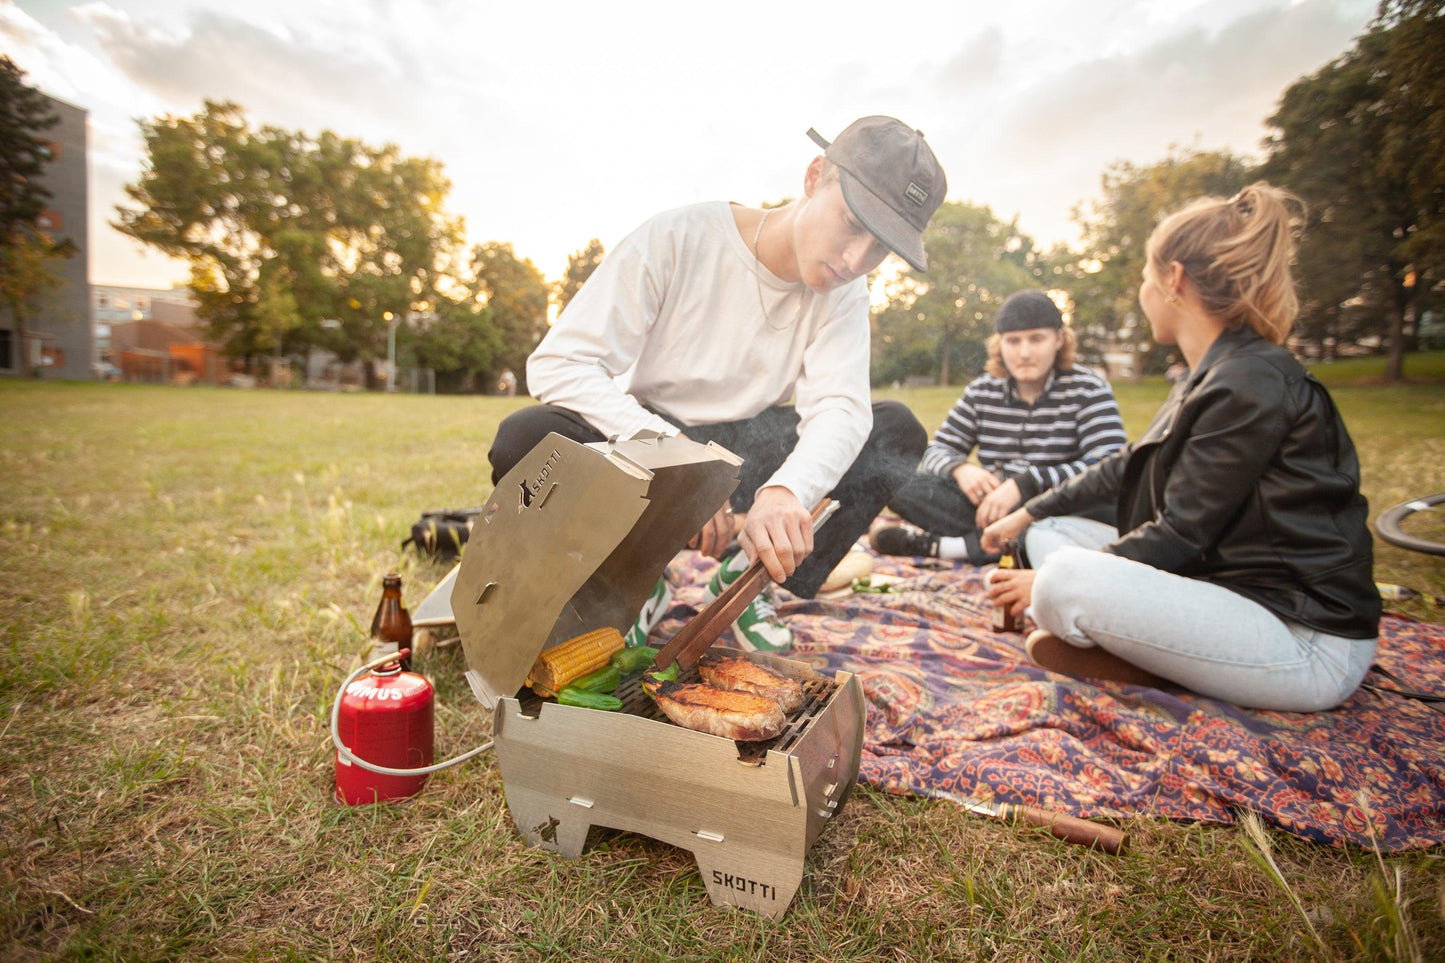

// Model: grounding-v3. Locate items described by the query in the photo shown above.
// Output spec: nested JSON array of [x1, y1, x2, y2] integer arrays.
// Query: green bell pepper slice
[[571, 663, 622, 693], [611, 645, 659, 674], [556, 686, 624, 711]]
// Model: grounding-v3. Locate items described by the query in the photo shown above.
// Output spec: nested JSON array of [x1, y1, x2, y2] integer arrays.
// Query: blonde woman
[[982, 184, 1380, 711]]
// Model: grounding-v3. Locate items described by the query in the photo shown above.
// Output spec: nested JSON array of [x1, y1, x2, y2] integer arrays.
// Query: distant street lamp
[[384, 311, 397, 392]]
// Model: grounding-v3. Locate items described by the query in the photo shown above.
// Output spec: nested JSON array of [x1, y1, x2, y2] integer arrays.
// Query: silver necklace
[[752, 208, 802, 332]]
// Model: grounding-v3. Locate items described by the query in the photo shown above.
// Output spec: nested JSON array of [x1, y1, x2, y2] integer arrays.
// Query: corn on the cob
[[527, 627, 625, 697]]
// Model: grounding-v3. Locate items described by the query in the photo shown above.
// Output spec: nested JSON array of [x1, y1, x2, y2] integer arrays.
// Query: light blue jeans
[[1024, 516, 1377, 712]]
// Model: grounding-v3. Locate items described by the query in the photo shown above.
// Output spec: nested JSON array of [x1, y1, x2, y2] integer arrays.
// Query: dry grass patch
[[1, 379, 1442, 961]]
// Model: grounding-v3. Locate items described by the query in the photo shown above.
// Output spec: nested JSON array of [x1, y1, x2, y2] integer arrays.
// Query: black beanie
[[994, 290, 1062, 333]]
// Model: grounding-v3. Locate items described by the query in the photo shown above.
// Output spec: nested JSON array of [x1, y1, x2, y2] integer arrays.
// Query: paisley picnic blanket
[[658, 549, 1445, 852]]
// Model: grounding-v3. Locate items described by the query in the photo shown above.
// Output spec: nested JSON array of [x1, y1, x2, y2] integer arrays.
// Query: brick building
[[109, 314, 227, 385], [93, 284, 199, 375]]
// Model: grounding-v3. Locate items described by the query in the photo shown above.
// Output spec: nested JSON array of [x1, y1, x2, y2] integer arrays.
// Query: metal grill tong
[[653, 499, 838, 672]]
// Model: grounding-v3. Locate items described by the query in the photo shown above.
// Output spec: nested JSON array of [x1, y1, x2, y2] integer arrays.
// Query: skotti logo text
[[519, 449, 562, 508], [712, 870, 777, 902]]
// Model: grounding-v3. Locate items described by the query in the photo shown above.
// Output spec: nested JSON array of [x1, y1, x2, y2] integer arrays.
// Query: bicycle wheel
[[1374, 492, 1445, 557]]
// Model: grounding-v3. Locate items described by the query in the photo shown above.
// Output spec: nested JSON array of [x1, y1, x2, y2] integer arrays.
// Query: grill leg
[[552, 818, 590, 858], [692, 851, 804, 921], [505, 785, 591, 858]]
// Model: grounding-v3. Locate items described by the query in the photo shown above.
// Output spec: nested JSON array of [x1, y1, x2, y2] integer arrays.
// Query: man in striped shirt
[[872, 289, 1127, 564]]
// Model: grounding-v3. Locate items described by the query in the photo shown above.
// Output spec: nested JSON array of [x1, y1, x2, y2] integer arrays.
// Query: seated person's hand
[[974, 477, 1022, 529], [951, 464, 1000, 506], [980, 507, 1034, 555], [986, 566, 1035, 617], [738, 485, 813, 584], [689, 503, 740, 559], [678, 431, 740, 560]]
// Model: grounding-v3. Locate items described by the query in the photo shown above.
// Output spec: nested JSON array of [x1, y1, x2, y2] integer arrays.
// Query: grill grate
[[519, 662, 840, 760]]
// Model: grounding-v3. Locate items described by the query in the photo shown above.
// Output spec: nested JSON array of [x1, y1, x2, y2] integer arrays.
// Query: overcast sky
[[4, 0, 1375, 289]]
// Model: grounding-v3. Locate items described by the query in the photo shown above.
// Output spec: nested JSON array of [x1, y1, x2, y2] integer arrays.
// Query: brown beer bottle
[[991, 538, 1024, 633], [368, 572, 413, 671]]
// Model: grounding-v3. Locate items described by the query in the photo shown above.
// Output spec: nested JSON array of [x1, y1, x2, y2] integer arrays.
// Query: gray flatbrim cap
[[807, 117, 946, 272]]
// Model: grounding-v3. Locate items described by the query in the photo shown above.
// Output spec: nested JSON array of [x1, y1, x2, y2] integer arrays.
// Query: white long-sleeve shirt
[[526, 202, 873, 510]]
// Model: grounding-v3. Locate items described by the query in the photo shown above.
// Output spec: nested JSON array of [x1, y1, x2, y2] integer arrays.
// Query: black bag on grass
[[401, 507, 483, 562]]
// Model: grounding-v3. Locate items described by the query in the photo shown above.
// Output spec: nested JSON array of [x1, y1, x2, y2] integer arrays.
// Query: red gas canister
[[334, 662, 435, 805]]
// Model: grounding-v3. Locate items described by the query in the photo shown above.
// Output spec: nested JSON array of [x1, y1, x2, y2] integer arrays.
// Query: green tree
[[114, 102, 463, 375], [554, 238, 605, 313], [872, 201, 1042, 387], [1262, 0, 1444, 378], [410, 296, 501, 393], [0, 56, 72, 377], [470, 242, 548, 394], [0, 57, 57, 239], [1069, 147, 1254, 378], [0, 231, 71, 375]]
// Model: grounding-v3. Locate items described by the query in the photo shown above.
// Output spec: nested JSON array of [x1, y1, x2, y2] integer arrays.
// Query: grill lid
[[451, 432, 740, 708]]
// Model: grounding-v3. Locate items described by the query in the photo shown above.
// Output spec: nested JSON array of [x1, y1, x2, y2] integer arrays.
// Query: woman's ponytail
[[1147, 182, 1305, 344]]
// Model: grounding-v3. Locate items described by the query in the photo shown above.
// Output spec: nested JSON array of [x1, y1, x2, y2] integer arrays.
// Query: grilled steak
[[697, 655, 804, 714], [644, 679, 786, 741]]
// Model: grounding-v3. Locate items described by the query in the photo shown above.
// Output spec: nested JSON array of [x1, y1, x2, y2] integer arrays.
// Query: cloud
[[68, 0, 549, 256], [3, 0, 1381, 288], [936, 26, 1005, 95], [1001, 1, 1363, 160], [77, 4, 420, 136], [937, 0, 1372, 244], [0, 0, 46, 49]]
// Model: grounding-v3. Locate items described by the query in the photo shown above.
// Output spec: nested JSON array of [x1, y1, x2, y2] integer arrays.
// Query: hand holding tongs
[[653, 499, 838, 672]]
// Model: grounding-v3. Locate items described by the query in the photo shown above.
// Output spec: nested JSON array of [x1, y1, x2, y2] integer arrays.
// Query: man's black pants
[[488, 401, 927, 598], [888, 470, 1117, 537]]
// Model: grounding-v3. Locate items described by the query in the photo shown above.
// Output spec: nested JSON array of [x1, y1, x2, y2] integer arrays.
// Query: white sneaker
[[730, 591, 793, 652], [703, 553, 793, 653], [625, 577, 673, 647]]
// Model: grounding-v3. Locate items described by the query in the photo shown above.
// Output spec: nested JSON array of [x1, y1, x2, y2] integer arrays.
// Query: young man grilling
[[488, 116, 947, 651]]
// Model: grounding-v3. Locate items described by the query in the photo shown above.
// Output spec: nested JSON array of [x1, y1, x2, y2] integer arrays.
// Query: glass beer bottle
[[368, 572, 413, 671], [991, 538, 1024, 633]]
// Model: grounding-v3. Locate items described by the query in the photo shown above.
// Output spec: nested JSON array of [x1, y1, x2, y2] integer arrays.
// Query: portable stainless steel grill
[[452, 432, 865, 919]]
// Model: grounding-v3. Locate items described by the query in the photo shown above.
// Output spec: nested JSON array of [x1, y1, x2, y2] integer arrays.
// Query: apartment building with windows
[[0, 92, 90, 379]]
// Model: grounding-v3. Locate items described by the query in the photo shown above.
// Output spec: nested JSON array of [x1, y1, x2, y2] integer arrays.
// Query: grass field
[[2, 356, 1442, 961]]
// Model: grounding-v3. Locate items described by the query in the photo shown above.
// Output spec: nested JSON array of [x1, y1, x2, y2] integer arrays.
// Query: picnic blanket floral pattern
[[658, 549, 1445, 852]]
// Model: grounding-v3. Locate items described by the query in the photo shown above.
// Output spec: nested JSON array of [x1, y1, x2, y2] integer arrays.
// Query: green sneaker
[[625, 577, 673, 647], [702, 552, 794, 653]]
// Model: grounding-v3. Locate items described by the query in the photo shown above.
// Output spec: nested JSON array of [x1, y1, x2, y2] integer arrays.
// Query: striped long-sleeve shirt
[[919, 367, 1128, 501]]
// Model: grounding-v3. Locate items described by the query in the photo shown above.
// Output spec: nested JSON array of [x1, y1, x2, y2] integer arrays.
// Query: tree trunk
[[15, 310, 38, 378], [1384, 290, 1406, 383], [938, 324, 953, 387], [1403, 281, 1420, 354]]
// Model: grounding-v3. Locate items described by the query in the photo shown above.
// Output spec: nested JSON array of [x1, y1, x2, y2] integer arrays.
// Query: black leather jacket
[[1026, 326, 1380, 639]]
